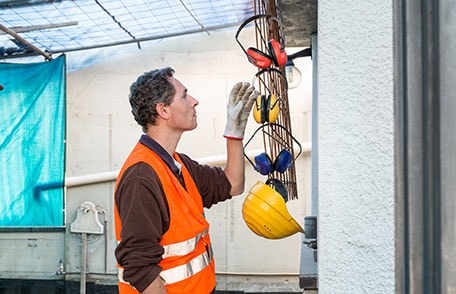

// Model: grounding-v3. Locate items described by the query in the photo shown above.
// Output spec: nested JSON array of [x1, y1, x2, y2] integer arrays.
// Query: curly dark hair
[[129, 67, 176, 132]]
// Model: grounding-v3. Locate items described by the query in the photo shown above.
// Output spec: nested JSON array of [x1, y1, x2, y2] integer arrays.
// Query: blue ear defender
[[254, 149, 293, 175], [273, 149, 293, 173], [254, 152, 273, 175], [243, 123, 302, 176]]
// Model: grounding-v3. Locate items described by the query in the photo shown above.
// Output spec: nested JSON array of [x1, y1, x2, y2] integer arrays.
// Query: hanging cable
[[94, 0, 141, 49]]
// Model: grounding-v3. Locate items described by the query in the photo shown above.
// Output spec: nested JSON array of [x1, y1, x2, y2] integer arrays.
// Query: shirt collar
[[139, 134, 181, 174]]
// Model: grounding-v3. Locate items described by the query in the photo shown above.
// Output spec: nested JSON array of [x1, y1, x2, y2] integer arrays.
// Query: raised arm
[[223, 82, 258, 195]]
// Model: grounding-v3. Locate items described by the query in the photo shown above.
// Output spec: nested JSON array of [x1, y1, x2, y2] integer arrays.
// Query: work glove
[[223, 82, 258, 140]]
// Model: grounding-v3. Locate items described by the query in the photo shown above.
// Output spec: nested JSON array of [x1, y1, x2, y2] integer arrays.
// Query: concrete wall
[[0, 231, 65, 280], [317, 1, 395, 293], [62, 27, 313, 292]]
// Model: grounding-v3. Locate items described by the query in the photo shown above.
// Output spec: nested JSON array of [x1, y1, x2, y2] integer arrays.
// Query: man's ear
[[156, 102, 170, 119]]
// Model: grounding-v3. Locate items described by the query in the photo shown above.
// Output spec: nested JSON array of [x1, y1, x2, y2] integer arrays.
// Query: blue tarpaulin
[[0, 55, 66, 227]]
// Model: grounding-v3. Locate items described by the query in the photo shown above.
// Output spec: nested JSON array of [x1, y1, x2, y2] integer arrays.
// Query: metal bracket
[[70, 201, 104, 235]]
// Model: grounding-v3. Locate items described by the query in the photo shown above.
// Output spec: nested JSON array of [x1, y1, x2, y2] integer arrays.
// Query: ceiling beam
[[278, 0, 317, 47], [0, 21, 78, 35], [0, 0, 61, 7], [0, 23, 52, 60]]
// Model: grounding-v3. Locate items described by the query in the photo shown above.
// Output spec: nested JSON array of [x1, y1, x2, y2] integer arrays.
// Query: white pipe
[[65, 170, 119, 187], [65, 144, 311, 188]]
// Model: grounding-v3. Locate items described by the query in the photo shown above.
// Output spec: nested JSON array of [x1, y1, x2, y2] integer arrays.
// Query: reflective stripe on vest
[[117, 266, 141, 294], [117, 232, 213, 286], [162, 229, 208, 258], [160, 246, 213, 285], [117, 267, 129, 284]]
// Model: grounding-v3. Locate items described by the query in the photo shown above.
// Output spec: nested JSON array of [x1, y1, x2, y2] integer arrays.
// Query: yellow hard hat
[[242, 181, 305, 239]]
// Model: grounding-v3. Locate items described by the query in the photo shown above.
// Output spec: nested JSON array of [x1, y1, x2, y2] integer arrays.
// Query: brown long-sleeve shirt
[[114, 135, 232, 292]]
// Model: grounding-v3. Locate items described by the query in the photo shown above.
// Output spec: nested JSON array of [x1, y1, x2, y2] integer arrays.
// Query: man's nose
[[190, 95, 199, 106]]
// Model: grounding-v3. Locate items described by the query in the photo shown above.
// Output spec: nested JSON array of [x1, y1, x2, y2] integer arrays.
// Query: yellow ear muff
[[267, 94, 279, 123], [253, 94, 280, 124], [253, 95, 264, 124]]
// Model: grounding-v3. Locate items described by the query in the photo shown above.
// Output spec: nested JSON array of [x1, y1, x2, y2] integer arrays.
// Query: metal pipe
[[80, 233, 87, 294], [0, 23, 52, 60], [104, 219, 107, 274], [311, 34, 319, 216], [0, 22, 78, 35], [47, 22, 247, 54], [288, 47, 312, 61], [65, 145, 311, 187], [95, 206, 109, 274], [65, 170, 119, 187]]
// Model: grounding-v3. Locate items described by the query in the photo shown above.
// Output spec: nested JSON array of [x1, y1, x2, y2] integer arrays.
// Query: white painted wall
[[317, 1, 395, 293], [0, 3, 398, 293], [64, 27, 312, 292]]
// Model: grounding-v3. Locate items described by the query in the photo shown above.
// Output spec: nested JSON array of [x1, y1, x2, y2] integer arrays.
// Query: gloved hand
[[223, 82, 258, 140]]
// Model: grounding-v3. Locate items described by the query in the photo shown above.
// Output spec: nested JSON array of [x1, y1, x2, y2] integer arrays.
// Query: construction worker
[[114, 67, 257, 293]]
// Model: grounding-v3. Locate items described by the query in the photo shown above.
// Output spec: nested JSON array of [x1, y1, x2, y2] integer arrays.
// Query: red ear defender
[[236, 14, 287, 69], [268, 39, 288, 67], [246, 48, 273, 69]]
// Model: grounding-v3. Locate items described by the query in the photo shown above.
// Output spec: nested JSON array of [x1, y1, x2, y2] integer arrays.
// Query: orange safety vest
[[114, 142, 216, 293]]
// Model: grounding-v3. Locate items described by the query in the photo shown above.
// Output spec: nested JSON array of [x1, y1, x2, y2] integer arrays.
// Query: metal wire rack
[[249, 0, 300, 200], [0, 0, 254, 59]]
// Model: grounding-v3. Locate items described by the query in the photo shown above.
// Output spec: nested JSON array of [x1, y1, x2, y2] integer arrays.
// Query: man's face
[[167, 77, 199, 131]]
